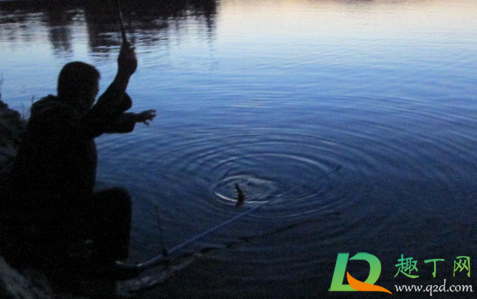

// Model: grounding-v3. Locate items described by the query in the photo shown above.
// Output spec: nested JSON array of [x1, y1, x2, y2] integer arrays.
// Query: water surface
[[1, 0, 477, 297]]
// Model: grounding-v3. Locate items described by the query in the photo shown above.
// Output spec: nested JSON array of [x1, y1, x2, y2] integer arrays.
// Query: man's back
[[6, 95, 102, 260], [10, 95, 97, 221]]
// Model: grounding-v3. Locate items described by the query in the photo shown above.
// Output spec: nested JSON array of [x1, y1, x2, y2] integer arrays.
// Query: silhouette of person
[[5, 42, 155, 279]]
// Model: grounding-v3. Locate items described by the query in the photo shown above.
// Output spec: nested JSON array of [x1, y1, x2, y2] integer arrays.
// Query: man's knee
[[94, 187, 132, 215], [109, 187, 131, 210]]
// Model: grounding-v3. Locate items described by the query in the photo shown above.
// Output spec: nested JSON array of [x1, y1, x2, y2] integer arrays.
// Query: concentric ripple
[[95, 91, 477, 298]]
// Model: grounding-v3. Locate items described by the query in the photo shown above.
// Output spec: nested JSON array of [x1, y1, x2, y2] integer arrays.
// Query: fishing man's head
[[57, 61, 100, 115]]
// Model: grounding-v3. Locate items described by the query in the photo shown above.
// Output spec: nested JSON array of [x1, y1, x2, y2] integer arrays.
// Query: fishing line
[[135, 164, 342, 270], [125, 222, 303, 294], [124, 212, 342, 294]]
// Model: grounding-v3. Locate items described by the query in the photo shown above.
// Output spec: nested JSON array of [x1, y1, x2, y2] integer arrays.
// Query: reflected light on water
[[1, 0, 477, 298], [218, 0, 477, 40]]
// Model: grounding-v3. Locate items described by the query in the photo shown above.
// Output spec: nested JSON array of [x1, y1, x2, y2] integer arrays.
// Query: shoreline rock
[[0, 256, 54, 299], [0, 97, 25, 175], [0, 97, 55, 298]]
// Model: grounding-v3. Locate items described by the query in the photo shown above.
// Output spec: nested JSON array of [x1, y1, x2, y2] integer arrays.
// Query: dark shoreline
[[0, 98, 54, 298]]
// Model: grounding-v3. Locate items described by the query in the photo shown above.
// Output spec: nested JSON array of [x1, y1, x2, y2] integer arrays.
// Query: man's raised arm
[[82, 42, 139, 137], [95, 42, 137, 112]]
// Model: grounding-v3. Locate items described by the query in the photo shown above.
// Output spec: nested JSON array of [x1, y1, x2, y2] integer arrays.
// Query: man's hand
[[118, 42, 137, 77], [134, 110, 156, 125]]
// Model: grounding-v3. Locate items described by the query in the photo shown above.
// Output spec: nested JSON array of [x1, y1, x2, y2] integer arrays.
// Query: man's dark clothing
[[5, 86, 136, 265], [91, 188, 131, 261]]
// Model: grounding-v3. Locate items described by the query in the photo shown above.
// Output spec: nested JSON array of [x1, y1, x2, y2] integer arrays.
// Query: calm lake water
[[1, 0, 477, 297]]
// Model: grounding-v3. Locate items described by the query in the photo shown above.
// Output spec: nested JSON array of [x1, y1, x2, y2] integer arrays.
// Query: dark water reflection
[[0, 0, 216, 56], [1, 0, 477, 298]]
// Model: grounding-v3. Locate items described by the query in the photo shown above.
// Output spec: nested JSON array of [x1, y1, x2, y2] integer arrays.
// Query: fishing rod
[[134, 165, 342, 271], [154, 205, 168, 257], [110, 0, 128, 43], [116, 0, 128, 44]]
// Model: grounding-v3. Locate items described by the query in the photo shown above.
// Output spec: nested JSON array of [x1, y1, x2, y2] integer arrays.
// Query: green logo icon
[[329, 253, 392, 294]]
